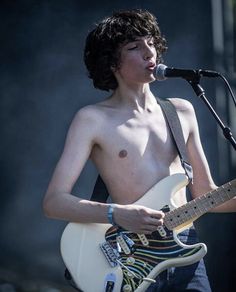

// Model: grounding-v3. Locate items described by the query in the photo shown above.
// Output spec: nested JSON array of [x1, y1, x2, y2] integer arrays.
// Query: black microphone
[[155, 64, 220, 81]]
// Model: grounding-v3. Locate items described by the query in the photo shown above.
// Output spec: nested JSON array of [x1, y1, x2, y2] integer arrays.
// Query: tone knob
[[126, 256, 135, 265], [123, 284, 132, 292]]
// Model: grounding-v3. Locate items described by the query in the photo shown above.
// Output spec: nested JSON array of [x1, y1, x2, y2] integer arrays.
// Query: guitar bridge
[[100, 242, 119, 267]]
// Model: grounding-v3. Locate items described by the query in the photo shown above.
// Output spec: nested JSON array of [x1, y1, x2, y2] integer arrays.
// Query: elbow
[[42, 193, 55, 218]]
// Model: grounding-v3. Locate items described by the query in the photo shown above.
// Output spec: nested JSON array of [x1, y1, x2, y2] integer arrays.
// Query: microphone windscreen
[[155, 64, 168, 81]]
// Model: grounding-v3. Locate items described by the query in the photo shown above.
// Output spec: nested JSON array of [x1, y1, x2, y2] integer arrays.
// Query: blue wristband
[[107, 204, 116, 226]]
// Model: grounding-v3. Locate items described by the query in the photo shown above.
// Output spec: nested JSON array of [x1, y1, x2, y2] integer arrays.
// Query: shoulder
[[166, 98, 200, 139], [68, 102, 112, 141], [167, 97, 197, 126], [72, 103, 107, 127], [167, 97, 195, 115]]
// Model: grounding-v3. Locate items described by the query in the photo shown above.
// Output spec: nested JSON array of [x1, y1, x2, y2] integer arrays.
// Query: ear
[[110, 65, 117, 72]]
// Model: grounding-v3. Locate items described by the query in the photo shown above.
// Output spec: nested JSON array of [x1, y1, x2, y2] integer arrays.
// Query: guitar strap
[[90, 97, 193, 203], [157, 98, 193, 182]]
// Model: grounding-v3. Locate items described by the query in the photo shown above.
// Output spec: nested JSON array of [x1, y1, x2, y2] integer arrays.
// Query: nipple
[[119, 149, 128, 158]]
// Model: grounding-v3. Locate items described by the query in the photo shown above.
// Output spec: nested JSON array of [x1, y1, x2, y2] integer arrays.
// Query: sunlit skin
[[43, 36, 236, 234]]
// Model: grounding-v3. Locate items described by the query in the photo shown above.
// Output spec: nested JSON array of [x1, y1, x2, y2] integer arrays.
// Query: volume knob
[[123, 284, 132, 292]]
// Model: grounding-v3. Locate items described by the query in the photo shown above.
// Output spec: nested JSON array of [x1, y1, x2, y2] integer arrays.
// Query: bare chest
[[92, 111, 178, 174], [90, 109, 186, 203], [113, 118, 173, 160]]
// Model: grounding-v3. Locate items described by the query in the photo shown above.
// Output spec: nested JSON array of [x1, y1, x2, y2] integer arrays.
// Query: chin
[[146, 76, 156, 83]]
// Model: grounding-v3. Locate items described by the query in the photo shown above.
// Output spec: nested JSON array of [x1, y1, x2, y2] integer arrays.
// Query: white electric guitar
[[60, 173, 236, 292]]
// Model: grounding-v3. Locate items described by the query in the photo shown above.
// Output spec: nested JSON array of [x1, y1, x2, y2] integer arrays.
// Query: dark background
[[0, 0, 236, 291]]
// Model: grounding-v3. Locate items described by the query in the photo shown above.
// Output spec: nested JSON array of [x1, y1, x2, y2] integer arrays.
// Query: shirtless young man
[[43, 9, 236, 292]]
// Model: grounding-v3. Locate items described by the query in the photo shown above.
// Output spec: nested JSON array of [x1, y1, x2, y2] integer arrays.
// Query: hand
[[113, 204, 165, 234]]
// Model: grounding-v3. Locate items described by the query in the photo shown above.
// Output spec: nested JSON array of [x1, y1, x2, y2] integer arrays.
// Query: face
[[114, 36, 157, 85]]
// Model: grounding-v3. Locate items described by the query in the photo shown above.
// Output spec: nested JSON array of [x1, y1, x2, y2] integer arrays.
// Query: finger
[[139, 227, 155, 234], [140, 220, 164, 234], [150, 211, 165, 219], [149, 216, 164, 226]]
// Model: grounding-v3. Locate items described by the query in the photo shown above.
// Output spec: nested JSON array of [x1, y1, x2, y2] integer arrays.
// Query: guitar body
[[60, 174, 207, 292]]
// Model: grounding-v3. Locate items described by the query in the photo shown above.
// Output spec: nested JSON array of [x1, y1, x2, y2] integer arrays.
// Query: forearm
[[43, 192, 109, 223], [191, 184, 236, 213], [210, 197, 236, 213], [43, 191, 165, 234]]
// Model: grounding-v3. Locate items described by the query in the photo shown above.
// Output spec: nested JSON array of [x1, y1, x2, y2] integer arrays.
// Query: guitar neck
[[164, 179, 236, 230]]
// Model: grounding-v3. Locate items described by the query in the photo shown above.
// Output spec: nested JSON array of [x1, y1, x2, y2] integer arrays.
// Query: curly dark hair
[[84, 9, 167, 91]]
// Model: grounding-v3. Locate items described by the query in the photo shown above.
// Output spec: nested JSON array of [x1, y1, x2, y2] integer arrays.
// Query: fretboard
[[164, 179, 236, 230]]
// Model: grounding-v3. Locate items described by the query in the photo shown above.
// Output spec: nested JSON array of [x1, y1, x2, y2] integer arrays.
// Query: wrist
[[107, 204, 117, 226]]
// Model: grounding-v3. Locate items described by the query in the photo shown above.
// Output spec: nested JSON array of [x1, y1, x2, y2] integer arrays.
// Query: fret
[[212, 192, 224, 204], [181, 205, 194, 220], [164, 218, 174, 230], [169, 210, 182, 226], [187, 200, 201, 217], [164, 209, 181, 229], [218, 184, 235, 201], [165, 202, 200, 229], [164, 179, 236, 230], [194, 197, 208, 214], [200, 194, 215, 211], [212, 188, 226, 204]]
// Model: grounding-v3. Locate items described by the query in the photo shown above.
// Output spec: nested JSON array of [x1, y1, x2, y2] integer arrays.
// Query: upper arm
[[171, 98, 217, 198], [45, 106, 101, 195]]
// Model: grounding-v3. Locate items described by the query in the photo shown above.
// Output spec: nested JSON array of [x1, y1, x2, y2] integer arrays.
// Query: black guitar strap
[[90, 97, 193, 203]]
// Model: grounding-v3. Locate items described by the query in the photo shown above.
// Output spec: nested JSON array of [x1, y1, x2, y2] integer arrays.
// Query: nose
[[143, 43, 155, 60]]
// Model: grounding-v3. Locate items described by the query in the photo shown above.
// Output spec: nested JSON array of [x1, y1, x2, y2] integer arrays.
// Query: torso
[[90, 98, 189, 206]]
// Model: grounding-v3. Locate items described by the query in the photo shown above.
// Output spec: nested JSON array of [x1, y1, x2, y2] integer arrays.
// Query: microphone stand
[[186, 74, 236, 151]]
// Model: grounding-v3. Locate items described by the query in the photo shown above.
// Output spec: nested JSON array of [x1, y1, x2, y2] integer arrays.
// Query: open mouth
[[146, 64, 156, 71]]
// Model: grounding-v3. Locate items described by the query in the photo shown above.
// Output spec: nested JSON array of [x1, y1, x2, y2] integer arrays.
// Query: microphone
[[155, 64, 220, 81]]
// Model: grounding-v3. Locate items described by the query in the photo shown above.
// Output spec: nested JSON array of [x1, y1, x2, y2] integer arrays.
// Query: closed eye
[[127, 46, 138, 50]]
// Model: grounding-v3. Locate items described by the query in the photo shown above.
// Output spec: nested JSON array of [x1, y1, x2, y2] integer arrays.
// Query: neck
[[112, 84, 157, 112]]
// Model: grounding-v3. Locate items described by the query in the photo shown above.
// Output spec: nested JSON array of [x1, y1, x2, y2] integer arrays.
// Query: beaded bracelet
[[107, 204, 116, 226]]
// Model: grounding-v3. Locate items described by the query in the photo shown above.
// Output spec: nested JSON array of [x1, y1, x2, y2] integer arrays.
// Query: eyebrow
[[122, 36, 153, 47], [129, 36, 153, 42]]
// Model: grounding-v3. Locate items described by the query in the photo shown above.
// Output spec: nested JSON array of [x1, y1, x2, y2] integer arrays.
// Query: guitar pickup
[[137, 234, 149, 246], [116, 234, 135, 255], [157, 226, 167, 237]]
